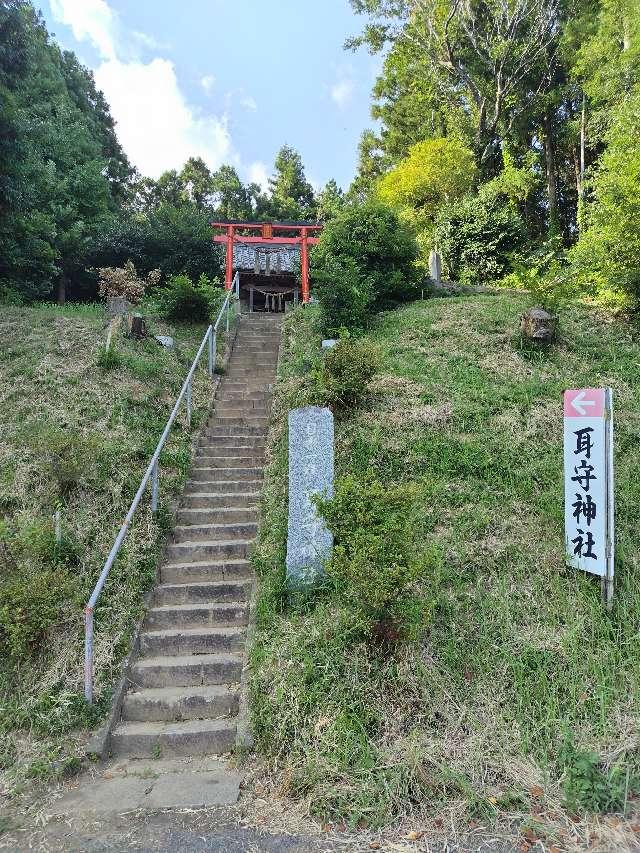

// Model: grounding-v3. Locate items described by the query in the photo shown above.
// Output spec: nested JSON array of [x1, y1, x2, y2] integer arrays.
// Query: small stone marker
[[563, 388, 614, 608], [521, 307, 556, 344], [154, 335, 174, 349], [106, 296, 131, 319], [286, 406, 334, 589], [429, 249, 442, 285], [322, 339, 338, 350]]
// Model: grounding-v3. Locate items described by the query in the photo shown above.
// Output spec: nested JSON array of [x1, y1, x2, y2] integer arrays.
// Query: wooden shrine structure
[[212, 221, 322, 308]]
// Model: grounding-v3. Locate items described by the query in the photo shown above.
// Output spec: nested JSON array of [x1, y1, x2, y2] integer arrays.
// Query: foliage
[[264, 144, 316, 220], [0, 567, 74, 660], [314, 335, 380, 412], [315, 475, 436, 636], [568, 83, 640, 309], [312, 256, 375, 334], [33, 426, 97, 499], [97, 260, 160, 305], [156, 273, 225, 322], [316, 179, 346, 223], [559, 736, 635, 813], [377, 137, 477, 238], [434, 194, 526, 285], [311, 200, 419, 331], [0, 1, 130, 302], [91, 204, 223, 288]]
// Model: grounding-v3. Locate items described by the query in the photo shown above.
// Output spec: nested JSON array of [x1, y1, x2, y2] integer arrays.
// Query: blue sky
[[40, 0, 381, 192]]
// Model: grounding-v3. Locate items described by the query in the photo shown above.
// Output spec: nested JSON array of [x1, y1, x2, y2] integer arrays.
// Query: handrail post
[[84, 606, 94, 703], [151, 460, 159, 513], [186, 379, 192, 428], [207, 327, 214, 378], [226, 299, 230, 334]]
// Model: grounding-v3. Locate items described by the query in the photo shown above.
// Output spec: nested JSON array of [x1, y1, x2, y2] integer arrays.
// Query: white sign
[[563, 388, 614, 606]]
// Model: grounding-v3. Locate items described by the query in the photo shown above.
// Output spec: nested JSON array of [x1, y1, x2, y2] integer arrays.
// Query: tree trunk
[[57, 276, 67, 306], [543, 108, 559, 237]]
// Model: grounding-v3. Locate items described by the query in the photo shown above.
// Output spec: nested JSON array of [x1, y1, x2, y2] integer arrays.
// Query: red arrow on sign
[[564, 388, 605, 418]]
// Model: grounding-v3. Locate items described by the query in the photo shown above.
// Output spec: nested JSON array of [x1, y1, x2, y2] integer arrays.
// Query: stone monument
[[286, 406, 334, 589], [429, 249, 442, 285]]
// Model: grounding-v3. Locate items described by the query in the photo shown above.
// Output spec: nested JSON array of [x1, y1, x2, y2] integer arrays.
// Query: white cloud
[[240, 95, 258, 112], [247, 161, 269, 191], [95, 59, 232, 179], [331, 78, 354, 109], [50, 0, 236, 179], [50, 0, 117, 60], [201, 74, 216, 94]]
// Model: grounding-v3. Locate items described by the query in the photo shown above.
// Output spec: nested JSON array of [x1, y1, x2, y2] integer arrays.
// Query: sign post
[[563, 388, 614, 609]]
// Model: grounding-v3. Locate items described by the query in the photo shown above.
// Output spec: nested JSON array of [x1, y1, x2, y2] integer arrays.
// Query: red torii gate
[[212, 221, 322, 304]]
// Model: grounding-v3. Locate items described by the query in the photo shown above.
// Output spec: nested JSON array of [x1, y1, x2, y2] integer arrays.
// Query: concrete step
[[220, 384, 273, 395], [175, 507, 258, 525], [205, 425, 267, 437], [180, 492, 260, 509], [154, 579, 251, 606], [110, 718, 236, 758], [161, 557, 252, 584], [184, 480, 262, 495], [139, 626, 245, 656], [192, 455, 264, 467], [189, 467, 263, 482], [146, 602, 249, 630], [217, 391, 272, 402], [210, 416, 269, 428], [122, 684, 240, 723], [131, 652, 243, 688], [213, 406, 269, 419], [172, 521, 258, 543], [165, 539, 251, 562]]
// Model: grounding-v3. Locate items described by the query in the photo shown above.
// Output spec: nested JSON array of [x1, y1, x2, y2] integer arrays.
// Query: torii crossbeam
[[212, 221, 322, 304]]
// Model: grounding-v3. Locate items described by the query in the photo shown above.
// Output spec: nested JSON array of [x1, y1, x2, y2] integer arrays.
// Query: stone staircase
[[109, 313, 282, 759]]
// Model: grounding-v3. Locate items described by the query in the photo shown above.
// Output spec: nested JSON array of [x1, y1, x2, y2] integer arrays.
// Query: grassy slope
[[251, 292, 640, 840], [0, 303, 218, 786]]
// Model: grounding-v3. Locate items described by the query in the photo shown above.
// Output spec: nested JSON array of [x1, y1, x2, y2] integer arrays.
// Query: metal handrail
[[84, 273, 240, 702]]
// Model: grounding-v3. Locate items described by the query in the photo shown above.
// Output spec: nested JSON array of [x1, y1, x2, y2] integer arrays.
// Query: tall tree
[[210, 164, 252, 219], [267, 144, 316, 220], [349, 0, 561, 176], [316, 179, 346, 223]]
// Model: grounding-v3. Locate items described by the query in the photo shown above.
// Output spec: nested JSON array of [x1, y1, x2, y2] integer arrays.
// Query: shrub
[[558, 736, 635, 813], [315, 335, 380, 413], [315, 475, 439, 642], [377, 137, 477, 241], [0, 567, 73, 660], [97, 260, 160, 304], [434, 194, 526, 285], [156, 273, 225, 322], [33, 427, 96, 498], [568, 86, 640, 310], [312, 257, 375, 335], [90, 204, 223, 286], [311, 200, 419, 333]]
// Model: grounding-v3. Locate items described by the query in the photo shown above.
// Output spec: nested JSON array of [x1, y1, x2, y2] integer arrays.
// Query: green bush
[[558, 736, 636, 813], [156, 273, 225, 322], [316, 335, 380, 413], [311, 200, 419, 334], [33, 427, 97, 498], [0, 567, 73, 660], [312, 257, 375, 334], [434, 194, 526, 285], [89, 204, 223, 288], [315, 475, 438, 641]]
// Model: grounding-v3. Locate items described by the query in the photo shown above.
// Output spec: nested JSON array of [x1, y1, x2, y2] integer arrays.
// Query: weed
[[96, 344, 122, 370]]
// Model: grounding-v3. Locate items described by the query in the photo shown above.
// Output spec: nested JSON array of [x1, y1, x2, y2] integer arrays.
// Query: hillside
[[251, 291, 640, 847], [0, 303, 220, 787]]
